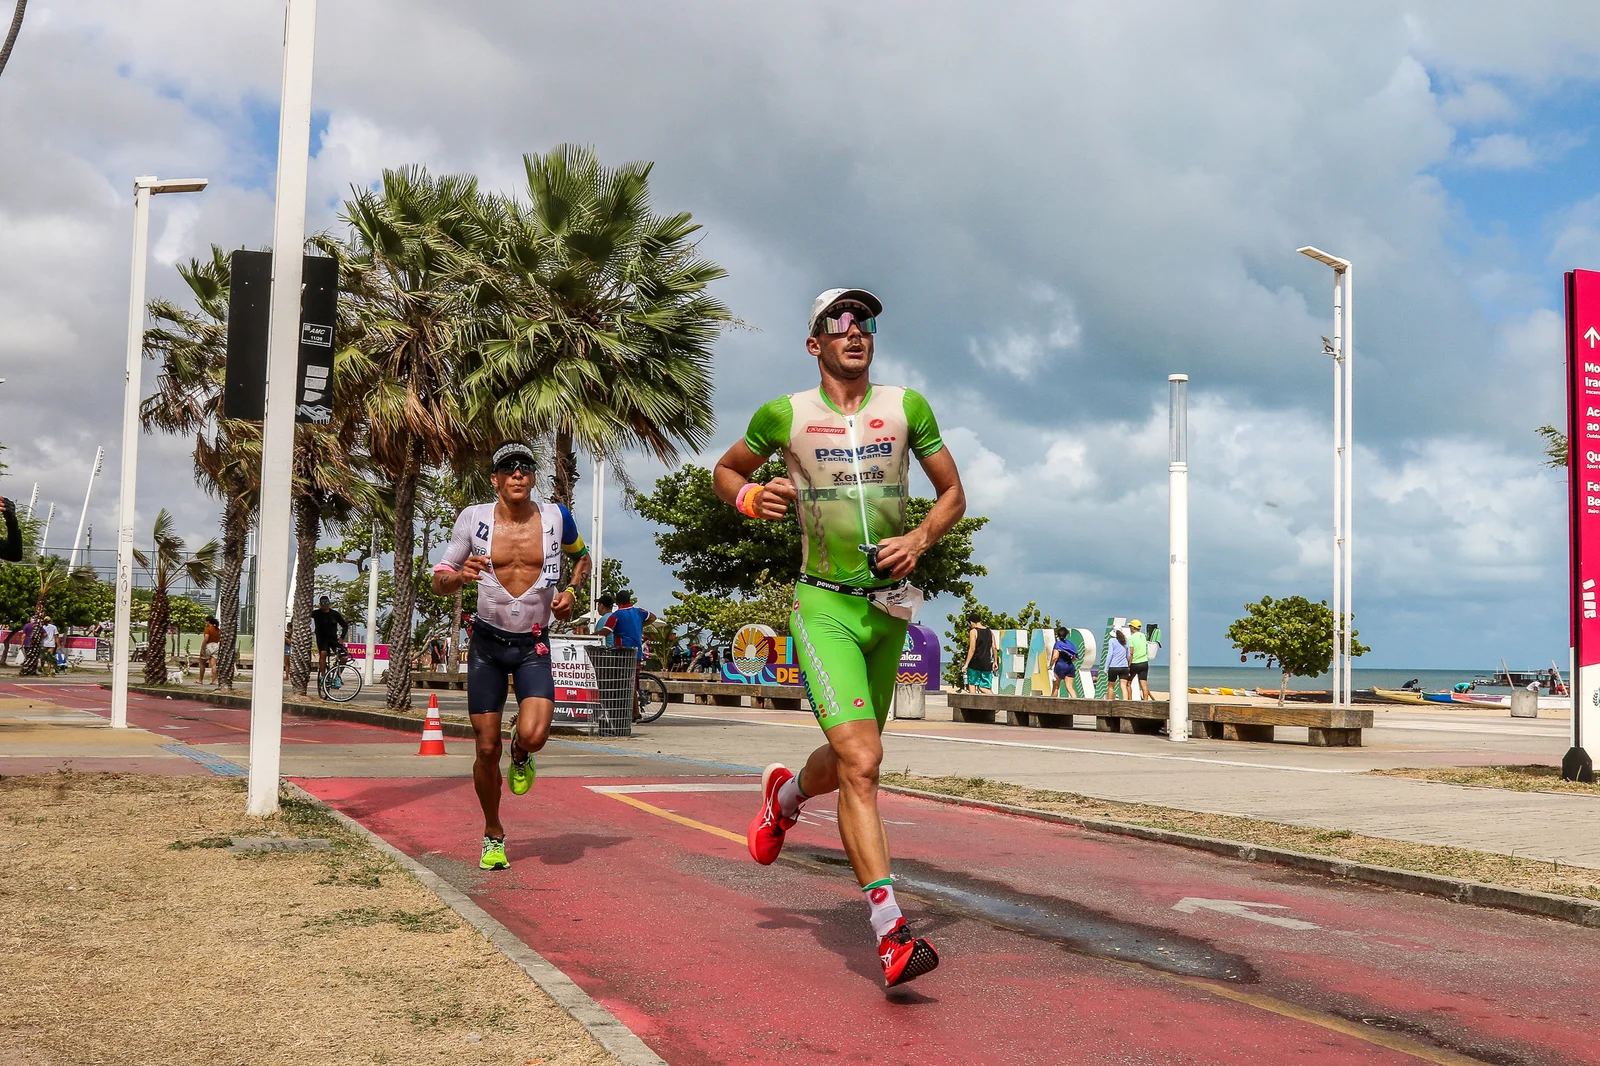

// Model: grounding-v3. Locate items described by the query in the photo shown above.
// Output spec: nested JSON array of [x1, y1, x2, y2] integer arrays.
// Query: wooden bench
[[411, 669, 468, 691], [946, 693, 1372, 746], [663, 679, 809, 711]]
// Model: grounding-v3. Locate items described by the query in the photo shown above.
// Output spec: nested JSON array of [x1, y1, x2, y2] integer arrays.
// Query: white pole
[[595, 458, 606, 605], [590, 454, 602, 617], [247, 0, 318, 818], [1168, 375, 1189, 743], [1331, 274, 1344, 707], [38, 502, 55, 550], [362, 521, 379, 684], [70, 446, 105, 568], [1342, 267, 1354, 707], [24, 483, 37, 519], [110, 180, 153, 730]]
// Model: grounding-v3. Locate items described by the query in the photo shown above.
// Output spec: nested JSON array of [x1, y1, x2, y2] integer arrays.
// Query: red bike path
[[11, 683, 1598, 1065]]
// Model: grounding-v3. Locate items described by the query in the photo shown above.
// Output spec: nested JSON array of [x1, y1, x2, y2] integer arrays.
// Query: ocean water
[[1141, 666, 1548, 694]]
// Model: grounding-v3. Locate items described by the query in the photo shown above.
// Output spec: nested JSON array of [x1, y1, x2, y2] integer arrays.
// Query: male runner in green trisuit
[[714, 287, 966, 987]]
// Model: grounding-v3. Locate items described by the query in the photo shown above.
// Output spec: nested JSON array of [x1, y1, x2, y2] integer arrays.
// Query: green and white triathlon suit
[[744, 385, 945, 731]]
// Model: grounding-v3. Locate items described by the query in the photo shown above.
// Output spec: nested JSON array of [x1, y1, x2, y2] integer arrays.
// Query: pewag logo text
[[813, 442, 894, 463]]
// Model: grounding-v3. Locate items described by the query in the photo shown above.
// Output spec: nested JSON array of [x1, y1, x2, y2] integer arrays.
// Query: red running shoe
[[747, 763, 797, 865], [878, 918, 940, 987]]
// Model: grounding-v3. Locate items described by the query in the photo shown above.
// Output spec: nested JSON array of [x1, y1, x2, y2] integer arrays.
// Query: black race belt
[[796, 573, 904, 598]]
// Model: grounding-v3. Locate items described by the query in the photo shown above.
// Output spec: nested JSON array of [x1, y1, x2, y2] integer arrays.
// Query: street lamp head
[[136, 176, 209, 194], [1297, 246, 1350, 272], [1168, 374, 1188, 383]]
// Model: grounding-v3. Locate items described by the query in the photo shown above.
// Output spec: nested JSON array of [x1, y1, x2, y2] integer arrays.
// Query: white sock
[[864, 878, 902, 938], [776, 771, 807, 819]]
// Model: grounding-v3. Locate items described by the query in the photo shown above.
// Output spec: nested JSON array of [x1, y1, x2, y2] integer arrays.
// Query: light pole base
[[1562, 745, 1594, 783]]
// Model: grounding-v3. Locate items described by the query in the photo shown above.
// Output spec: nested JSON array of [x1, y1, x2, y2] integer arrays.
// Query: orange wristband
[[736, 483, 765, 518]]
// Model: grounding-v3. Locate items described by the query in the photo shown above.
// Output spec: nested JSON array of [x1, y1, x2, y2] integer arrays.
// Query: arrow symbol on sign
[[1586, 326, 1600, 348], [1173, 898, 1320, 930]]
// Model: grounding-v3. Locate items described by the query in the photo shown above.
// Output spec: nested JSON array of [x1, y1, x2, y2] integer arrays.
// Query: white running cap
[[808, 288, 883, 334]]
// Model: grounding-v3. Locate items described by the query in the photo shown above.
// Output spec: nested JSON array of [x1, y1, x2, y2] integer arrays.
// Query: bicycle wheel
[[636, 672, 669, 724], [324, 662, 363, 703]]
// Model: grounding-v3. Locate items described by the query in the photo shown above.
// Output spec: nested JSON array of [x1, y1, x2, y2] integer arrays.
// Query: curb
[[282, 780, 667, 1066], [116, 684, 595, 740], [881, 784, 1600, 929]]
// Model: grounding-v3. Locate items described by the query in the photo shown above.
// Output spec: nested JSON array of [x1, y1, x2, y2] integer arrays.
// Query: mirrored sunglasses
[[494, 458, 536, 476], [819, 311, 876, 336]]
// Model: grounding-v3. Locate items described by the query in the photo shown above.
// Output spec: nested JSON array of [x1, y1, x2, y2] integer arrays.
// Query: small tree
[[663, 572, 797, 647], [1537, 425, 1568, 469], [1225, 594, 1369, 705], [134, 510, 219, 685], [16, 557, 94, 676]]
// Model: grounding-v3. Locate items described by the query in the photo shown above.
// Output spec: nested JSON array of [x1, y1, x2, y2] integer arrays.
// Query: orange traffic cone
[[417, 694, 447, 756]]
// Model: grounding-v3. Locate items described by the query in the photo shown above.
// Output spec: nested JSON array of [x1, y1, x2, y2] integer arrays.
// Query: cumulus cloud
[[2, 1, 1596, 664]]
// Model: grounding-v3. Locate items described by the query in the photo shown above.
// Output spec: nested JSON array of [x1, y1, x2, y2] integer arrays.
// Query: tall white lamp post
[[1168, 375, 1189, 743], [247, 0, 319, 817], [70, 446, 104, 568], [1297, 246, 1353, 707], [362, 522, 380, 684], [109, 176, 208, 730], [590, 455, 606, 619]]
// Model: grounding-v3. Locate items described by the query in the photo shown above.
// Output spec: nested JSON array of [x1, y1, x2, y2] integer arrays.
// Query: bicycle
[[317, 644, 363, 703], [635, 670, 669, 724]]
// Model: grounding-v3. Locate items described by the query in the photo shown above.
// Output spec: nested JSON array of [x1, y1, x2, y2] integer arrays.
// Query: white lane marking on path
[[1173, 898, 1320, 931], [1375, 720, 1568, 737], [586, 783, 760, 795], [663, 712, 1363, 774]]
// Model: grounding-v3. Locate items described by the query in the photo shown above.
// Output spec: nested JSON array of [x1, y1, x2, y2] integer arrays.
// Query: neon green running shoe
[[507, 752, 536, 796], [479, 836, 509, 871]]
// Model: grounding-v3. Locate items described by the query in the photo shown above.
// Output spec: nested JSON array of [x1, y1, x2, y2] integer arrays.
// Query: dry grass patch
[[0, 771, 618, 1066], [1370, 764, 1600, 796], [882, 771, 1600, 902]]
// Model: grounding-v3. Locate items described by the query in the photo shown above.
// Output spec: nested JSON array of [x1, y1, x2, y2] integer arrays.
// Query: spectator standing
[[962, 613, 996, 693], [602, 591, 658, 722], [1127, 619, 1154, 700], [1048, 630, 1080, 696], [197, 616, 222, 685], [42, 617, 59, 674], [1105, 627, 1132, 699], [594, 594, 615, 637]]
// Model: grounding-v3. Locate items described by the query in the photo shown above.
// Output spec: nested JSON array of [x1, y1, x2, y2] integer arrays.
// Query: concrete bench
[[664, 679, 808, 711], [946, 693, 1371, 746]]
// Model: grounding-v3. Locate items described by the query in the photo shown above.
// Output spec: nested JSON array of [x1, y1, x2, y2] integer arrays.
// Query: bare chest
[[487, 512, 547, 598]]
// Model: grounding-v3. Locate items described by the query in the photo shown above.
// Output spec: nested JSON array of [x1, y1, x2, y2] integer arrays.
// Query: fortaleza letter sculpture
[[718, 622, 941, 691], [967, 616, 1158, 699]]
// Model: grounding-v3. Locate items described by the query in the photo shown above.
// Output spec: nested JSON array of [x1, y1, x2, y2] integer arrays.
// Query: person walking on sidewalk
[[1105, 626, 1132, 699], [1127, 619, 1154, 700], [963, 612, 996, 693], [714, 286, 966, 988], [431, 442, 591, 872], [198, 616, 221, 685]]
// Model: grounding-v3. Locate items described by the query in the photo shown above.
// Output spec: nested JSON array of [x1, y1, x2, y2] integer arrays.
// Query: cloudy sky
[[4, 1, 1598, 670]]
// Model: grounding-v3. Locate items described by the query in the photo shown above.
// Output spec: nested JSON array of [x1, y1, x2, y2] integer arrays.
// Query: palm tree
[[16, 556, 94, 676], [143, 246, 259, 689], [469, 145, 730, 508], [134, 510, 219, 685], [333, 167, 496, 709], [287, 431, 379, 695], [0, 1, 26, 80]]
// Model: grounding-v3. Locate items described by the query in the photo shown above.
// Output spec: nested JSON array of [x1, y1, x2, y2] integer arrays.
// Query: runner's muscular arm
[[873, 446, 966, 579], [713, 441, 797, 520]]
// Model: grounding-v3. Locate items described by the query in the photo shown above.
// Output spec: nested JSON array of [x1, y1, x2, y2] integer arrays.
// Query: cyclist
[[311, 596, 348, 684], [714, 287, 966, 988], [431, 442, 591, 872]]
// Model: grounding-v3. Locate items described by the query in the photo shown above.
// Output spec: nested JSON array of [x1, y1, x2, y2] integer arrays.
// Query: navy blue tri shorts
[[467, 619, 553, 715]]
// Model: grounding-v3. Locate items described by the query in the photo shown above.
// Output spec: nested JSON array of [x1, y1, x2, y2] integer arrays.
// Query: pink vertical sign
[[1565, 270, 1598, 777]]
